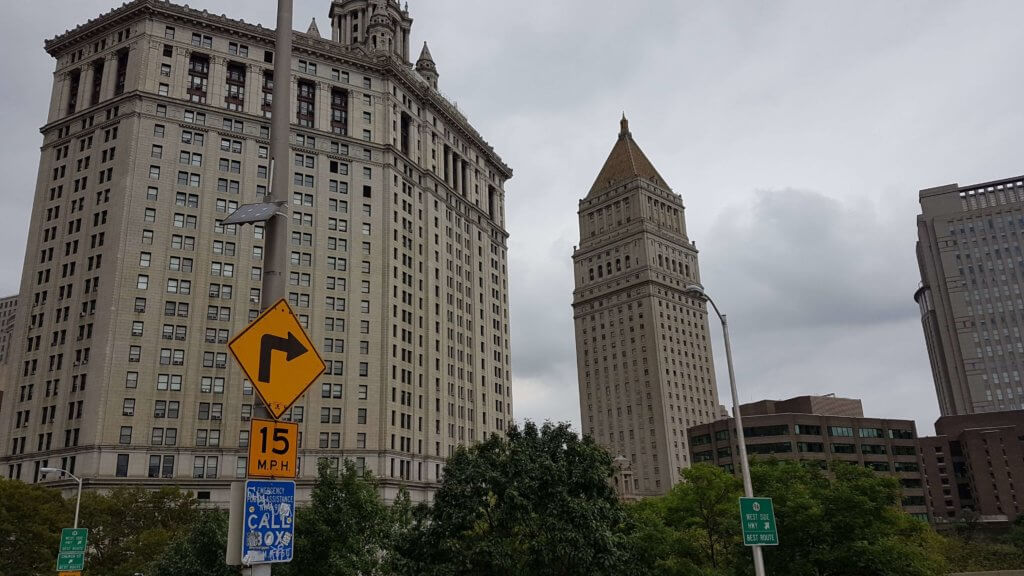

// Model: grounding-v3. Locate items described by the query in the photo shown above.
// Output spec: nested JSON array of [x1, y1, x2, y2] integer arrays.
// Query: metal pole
[[73, 475, 82, 529], [711, 300, 766, 576], [262, 0, 292, 310], [246, 4, 292, 575]]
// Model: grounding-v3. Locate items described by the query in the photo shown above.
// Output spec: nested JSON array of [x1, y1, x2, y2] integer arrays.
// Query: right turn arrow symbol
[[258, 332, 308, 383]]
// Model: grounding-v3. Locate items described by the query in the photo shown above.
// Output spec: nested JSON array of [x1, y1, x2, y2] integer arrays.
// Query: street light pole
[[684, 284, 766, 576], [40, 467, 83, 528], [262, 0, 292, 311]]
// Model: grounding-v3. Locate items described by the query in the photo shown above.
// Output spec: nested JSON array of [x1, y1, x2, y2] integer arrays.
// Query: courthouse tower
[[573, 117, 719, 496], [0, 0, 513, 504]]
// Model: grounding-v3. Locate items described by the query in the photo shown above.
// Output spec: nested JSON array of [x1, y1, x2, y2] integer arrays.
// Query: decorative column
[[123, 41, 143, 94], [76, 65, 94, 112], [168, 48, 189, 101], [289, 76, 298, 128], [49, 72, 66, 122], [316, 81, 332, 134], [444, 148, 452, 187], [245, 64, 263, 117], [209, 56, 227, 110], [99, 52, 118, 102]]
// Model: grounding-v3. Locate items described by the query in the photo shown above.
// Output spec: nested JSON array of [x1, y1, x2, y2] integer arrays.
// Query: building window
[[187, 54, 209, 104], [297, 81, 315, 128], [828, 426, 854, 437], [115, 454, 129, 477], [192, 455, 218, 478], [331, 89, 347, 135], [262, 71, 273, 117], [191, 33, 212, 49]]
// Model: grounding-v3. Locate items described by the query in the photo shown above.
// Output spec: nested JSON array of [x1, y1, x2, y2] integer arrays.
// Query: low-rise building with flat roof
[[686, 395, 927, 520], [920, 411, 1024, 526]]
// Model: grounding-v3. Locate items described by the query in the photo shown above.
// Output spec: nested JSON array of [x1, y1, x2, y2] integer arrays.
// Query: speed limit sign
[[247, 418, 298, 478]]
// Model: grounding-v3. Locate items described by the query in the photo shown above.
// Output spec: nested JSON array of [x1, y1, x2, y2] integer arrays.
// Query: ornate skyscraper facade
[[572, 117, 719, 496], [0, 0, 513, 504]]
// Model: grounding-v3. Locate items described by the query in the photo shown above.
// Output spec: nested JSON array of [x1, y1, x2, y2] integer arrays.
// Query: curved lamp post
[[683, 284, 766, 576], [40, 467, 83, 529]]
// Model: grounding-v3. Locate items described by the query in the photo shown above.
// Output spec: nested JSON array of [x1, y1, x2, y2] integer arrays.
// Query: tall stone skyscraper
[[0, 295, 17, 412], [916, 176, 1024, 415], [0, 0, 513, 503], [572, 117, 719, 496]]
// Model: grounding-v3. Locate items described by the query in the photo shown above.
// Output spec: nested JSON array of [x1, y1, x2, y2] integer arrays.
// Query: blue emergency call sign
[[242, 479, 295, 564]]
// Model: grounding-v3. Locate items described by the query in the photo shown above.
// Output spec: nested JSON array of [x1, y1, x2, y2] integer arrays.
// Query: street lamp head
[[40, 467, 61, 474], [683, 284, 705, 296]]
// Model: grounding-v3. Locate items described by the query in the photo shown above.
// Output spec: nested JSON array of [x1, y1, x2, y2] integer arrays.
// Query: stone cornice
[[45, 0, 512, 181], [384, 58, 512, 180]]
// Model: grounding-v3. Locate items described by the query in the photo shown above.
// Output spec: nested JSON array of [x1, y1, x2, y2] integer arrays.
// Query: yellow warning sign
[[228, 299, 325, 419]]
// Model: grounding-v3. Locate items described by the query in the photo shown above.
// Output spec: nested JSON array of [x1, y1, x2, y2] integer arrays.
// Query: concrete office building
[[0, 295, 17, 412], [573, 116, 720, 496], [686, 395, 928, 520], [915, 176, 1024, 416], [0, 0, 513, 504], [919, 411, 1024, 525]]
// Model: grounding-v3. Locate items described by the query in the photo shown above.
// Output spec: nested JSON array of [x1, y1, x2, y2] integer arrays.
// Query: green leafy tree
[[661, 464, 743, 570], [395, 421, 638, 576], [150, 509, 239, 576], [1007, 516, 1024, 551], [277, 459, 403, 576], [625, 497, 707, 576], [78, 486, 198, 576], [941, 533, 1024, 574], [0, 477, 71, 576], [743, 461, 947, 576]]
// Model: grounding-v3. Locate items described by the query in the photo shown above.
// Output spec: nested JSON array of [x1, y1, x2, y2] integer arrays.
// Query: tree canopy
[[277, 458, 407, 576], [394, 421, 639, 576], [747, 460, 948, 576], [0, 477, 72, 576], [5, 423, 1024, 576]]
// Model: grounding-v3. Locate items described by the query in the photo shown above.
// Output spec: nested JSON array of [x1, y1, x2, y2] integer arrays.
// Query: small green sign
[[56, 552, 84, 571], [60, 528, 88, 553], [739, 497, 778, 546], [57, 528, 87, 570]]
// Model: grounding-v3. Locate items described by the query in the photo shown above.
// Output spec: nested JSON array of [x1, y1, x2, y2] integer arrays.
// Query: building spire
[[307, 17, 321, 38], [418, 41, 434, 64], [416, 41, 439, 89], [587, 115, 666, 197]]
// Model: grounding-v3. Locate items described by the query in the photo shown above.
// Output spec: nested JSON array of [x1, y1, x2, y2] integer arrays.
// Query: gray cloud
[[5, 1, 1024, 437]]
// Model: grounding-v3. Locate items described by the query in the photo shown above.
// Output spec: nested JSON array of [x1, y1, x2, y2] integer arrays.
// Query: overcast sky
[[4, 1, 1024, 435]]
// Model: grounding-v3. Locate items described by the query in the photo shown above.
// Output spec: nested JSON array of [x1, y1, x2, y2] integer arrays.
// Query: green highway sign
[[60, 528, 88, 553], [739, 497, 778, 546], [56, 528, 88, 571], [56, 552, 84, 572]]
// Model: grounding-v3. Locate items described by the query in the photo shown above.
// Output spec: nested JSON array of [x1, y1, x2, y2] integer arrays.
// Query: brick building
[[920, 411, 1024, 525], [686, 395, 928, 520]]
